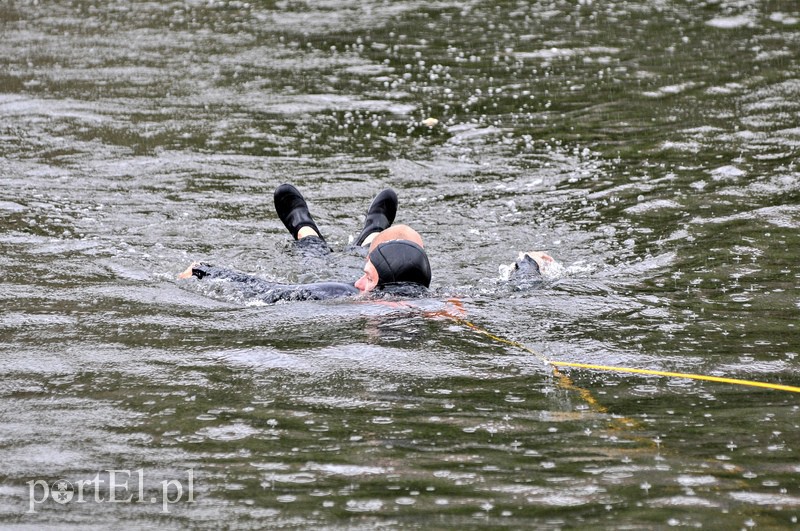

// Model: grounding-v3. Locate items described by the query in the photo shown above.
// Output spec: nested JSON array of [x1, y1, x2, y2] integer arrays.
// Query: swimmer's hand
[[178, 262, 204, 279]]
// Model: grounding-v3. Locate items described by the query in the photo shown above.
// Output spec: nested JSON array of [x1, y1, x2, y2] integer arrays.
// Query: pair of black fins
[[274, 183, 396, 246]]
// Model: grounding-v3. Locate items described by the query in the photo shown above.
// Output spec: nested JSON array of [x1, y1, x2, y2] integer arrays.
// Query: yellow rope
[[447, 311, 800, 395], [549, 361, 800, 394]]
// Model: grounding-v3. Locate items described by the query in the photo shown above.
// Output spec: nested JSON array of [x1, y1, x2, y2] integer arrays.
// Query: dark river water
[[2, 0, 799, 528]]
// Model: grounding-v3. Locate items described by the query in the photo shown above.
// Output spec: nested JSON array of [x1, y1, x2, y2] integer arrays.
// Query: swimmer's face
[[355, 259, 379, 292]]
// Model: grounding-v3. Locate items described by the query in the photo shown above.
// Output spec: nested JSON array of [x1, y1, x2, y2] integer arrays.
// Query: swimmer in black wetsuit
[[178, 184, 432, 303]]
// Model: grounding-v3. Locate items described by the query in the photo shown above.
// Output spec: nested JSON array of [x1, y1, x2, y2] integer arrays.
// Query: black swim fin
[[354, 188, 397, 246], [274, 184, 324, 240]]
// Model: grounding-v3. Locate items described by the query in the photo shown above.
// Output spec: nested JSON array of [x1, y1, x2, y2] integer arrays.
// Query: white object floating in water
[[421, 117, 439, 127], [705, 15, 754, 29]]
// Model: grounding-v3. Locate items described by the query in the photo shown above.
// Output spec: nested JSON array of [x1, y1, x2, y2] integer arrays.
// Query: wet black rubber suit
[[186, 238, 433, 304], [188, 263, 361, 303]]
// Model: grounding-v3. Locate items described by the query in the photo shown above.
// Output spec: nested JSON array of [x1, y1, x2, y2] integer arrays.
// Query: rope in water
[[445, 311, 800, 395], [548, 362, 800, 394]]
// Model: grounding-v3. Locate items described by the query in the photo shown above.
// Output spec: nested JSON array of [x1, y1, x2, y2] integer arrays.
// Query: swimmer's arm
[[178, 262, 358, 299], [177, 262, 264, 284]]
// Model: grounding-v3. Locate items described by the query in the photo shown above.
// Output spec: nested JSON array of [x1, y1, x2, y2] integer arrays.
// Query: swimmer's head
[[367, 224, 424, 252], [355, 240, 431, 292]]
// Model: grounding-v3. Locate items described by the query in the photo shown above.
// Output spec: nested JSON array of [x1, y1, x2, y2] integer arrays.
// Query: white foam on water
[[709, 165, 746, 181], [642, 82, 701, 98], [624, 199, 681, 214]]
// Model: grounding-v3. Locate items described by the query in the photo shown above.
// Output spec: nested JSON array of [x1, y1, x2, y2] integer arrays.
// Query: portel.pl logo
[[27, 469, 194, 513]]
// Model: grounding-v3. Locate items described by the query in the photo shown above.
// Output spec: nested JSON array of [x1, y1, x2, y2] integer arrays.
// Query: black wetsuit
[[190, 264, 360, 303]]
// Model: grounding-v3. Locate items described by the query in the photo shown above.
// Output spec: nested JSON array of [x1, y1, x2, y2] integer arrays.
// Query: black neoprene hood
[[369, 240, 431, 288]]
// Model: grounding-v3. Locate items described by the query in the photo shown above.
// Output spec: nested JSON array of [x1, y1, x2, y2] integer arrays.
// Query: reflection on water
[[1, 0, 799, 528]]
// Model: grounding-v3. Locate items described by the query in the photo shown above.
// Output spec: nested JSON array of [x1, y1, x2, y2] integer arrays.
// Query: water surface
[[1, 0, 799, 528]]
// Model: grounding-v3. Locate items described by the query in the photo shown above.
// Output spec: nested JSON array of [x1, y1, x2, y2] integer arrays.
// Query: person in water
[[178, 184, 432, 303]]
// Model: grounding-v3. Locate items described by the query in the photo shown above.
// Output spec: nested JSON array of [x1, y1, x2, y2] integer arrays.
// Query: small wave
[[304, 463, 390, 476], [642, 82, 701, 99], [623, 199, 681, 214], [195, 423, 261, 441], [691, 205, 800, 229], [729, 492, 800, 506], [709, 165, 745, 181], [648, 496, 720, 508]]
